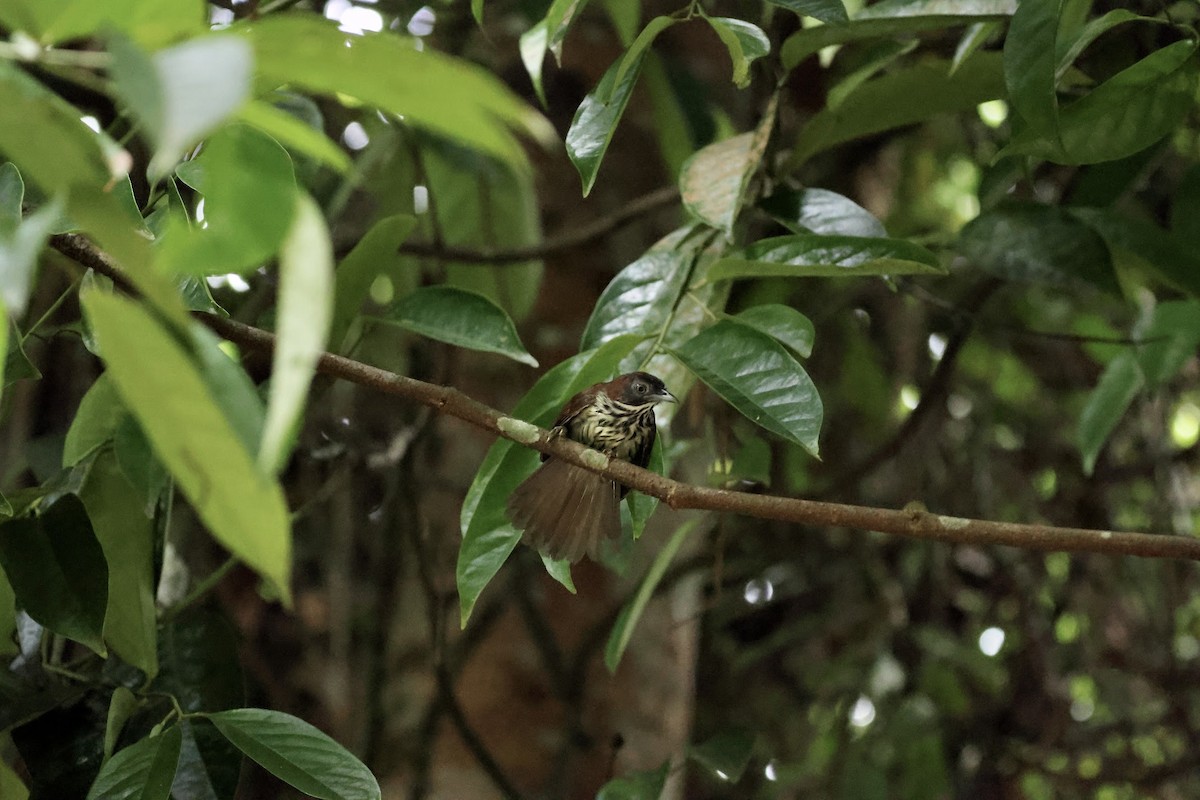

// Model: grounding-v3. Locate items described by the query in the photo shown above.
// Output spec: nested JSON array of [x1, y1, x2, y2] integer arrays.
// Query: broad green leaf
[[706, 17, 770, 89], [581, 225, 704, 350], [781, 2, 1014, 70], [732, 305, 814, 357], [103, 687, 139, 763], [86, 726, 182, 800], [951, 21, 998, 74], [790, 53, 1005, 167], [1001, 40, 1200, 165], [81, 290, 292, 603], [1003, 0, 1060, 140], [605, 519, 695, 672], [0, 193, 64, 316], [541, 554, 576, 594], [375, 286, 537, 367], [0, 0, 200, 46], [765, 0, 847, 24], [0, 562, 16, 656], [826, 39, 918, 110], [602, 0, 640, 45], [237, 100, 351, 175], [206, 709, 380, 800], [1054, 10, 1151, 82], [672, 320, 822, 455], [157, 123, 297, 277], [680, 95, 776, 235], [1078, 350, 1141, 475], [246, 15, 551, 172], [111, 34, 252, 179], [566, 16, 676, 195], [760, 188, 887, 238], [519, 21, 551, 107], [80, 452, 158, 677], [0, 494, 108, 654], [596, 761, 670, 800], [627, 438, 665, 541], [63, 374, 125, 466], [689, 728, 756, 782], [330, 214, 418, 349], [0, 61, 112, 191], [711, 234, 941, 280], [457, 335, 641, 624], [1135, 301, 1200, 388], [259, 194, 333, 474], [113, 416, 169, 515], [170, 719, 233, 800], [958, 203, 1117, 292]]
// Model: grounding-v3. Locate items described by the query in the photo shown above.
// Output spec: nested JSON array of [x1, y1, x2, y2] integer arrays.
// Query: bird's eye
[[635, 382, 647, 393]]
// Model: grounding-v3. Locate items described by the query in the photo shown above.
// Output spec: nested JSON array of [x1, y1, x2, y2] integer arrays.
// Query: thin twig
[[396, 186, 681, 264], [53, 234, 1200, 563]]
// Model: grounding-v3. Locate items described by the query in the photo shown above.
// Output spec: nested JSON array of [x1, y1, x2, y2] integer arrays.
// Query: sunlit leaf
[[238, 100, 351, 174], [765, 0, 847, 24], [672, 320, 822, 455], [81, 290, 292, 603], [259, 194, 333, 474], [207, 709, 380, 800], [0, 0, 201, 46], [760, 188, 887, 238], [732, 305, 815, 357]]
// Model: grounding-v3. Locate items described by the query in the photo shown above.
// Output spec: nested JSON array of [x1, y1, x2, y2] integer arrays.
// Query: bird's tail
[[507, 459, 621, 563]]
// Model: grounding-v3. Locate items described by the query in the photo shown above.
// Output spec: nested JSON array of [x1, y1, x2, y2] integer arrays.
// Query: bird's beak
[[653, 389, 677, 404]]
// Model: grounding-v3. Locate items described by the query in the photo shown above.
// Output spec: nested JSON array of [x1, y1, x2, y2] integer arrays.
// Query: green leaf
[[157, 123, 297, 277], [1068, 207, 1200, 298], [706, 17, 770, 89], [765, 0, 847, 24], [113, 416, 169, 514], [0, 302, 6, 406], [545, 0, 590, 61], [259, 194, 333, 474], [80, 452, 158, 677], [826, 39, 917, 110], [957, 202, 1117, 292], [566, 17, 676, 195], [189, 325, 266, 456], [246, 15, 551, 172], [1054, 10, 1150, 81], [0, 494, 108, 654], [581, 225, 704, 350], [689, 728, 756, 782], [4, 316, 40, 387], [86, 726, 182, 800], [378, 286, 537, 367], [330, 214, 418, 349], [63, 374, 125, 466], [596, 761, 670, 800], [711, 234, 942, 280], [627, 438, 665, 541], [780, 2, 1014, 70], [103, 687, 139, 763], [81, 290, 292, 603], [456, 335, 641, 624], [760, 188, 887, 238], [672, 320, 823, 455], [1001, 40, 1200, 165], [0, 62, 111, 193], [790, 53, 1006, 167], [238, 100, 351, 175], [541, 554, 576, 594], [732, 305, 814, 357], [680, 96, 775, 235], [0, 162, 23, 231], [951, 21, 998, 74], [0, 193, 64, 316], [206, 709, 380, 800], [605, 519, 695, 672], [1135, 301, 1200, 388], [111, 34, 253, 178], [1078, 350, 1141, 475], [1003, 0, 1060, 141]]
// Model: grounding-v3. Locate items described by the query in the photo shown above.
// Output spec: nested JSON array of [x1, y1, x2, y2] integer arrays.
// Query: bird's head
[[607, 372, 676, 406]]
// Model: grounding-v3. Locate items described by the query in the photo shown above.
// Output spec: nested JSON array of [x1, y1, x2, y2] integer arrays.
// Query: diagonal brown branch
[[53, 233, 1200, 563]]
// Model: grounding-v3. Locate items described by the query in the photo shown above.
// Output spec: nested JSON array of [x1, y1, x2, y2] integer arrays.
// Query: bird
[[507, 371, 676, 563]]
